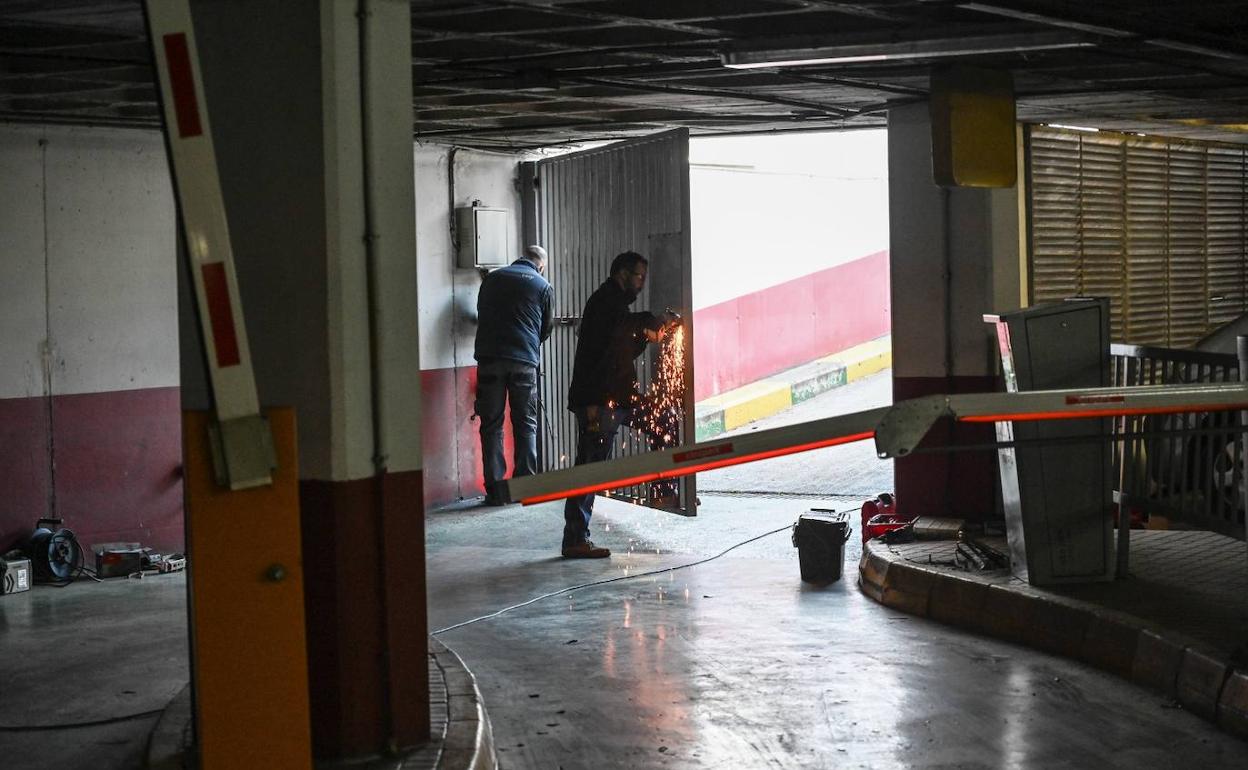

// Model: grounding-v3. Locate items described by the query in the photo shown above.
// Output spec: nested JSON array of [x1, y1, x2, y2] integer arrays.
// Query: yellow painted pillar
[[183, 407, 312, 768]]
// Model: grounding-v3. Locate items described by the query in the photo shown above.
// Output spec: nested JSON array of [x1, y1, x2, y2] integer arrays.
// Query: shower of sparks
[[635, 325, 685, 502]]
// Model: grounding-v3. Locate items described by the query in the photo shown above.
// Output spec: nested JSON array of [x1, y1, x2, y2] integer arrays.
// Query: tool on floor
[[94, 543, 145, 578], [0, 555, 32, 595], [25, 518, 83, 585], [860, 493, 912, 543], [953, 534, 1009, 571]]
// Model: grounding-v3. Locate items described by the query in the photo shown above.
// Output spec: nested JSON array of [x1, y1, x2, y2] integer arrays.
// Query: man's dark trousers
[[563, 405, 629, 548], [476, 359, 540, 500]]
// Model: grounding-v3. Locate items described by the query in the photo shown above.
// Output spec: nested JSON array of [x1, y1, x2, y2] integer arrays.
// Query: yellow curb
[[817, 336, 892, 383], [712, 381, 793, 431], [847, 350, 892, 382], [694, 336, 892, 433]]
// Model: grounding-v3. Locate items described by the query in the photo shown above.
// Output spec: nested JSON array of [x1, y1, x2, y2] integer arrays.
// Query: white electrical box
[[456, 205, 510, 269]]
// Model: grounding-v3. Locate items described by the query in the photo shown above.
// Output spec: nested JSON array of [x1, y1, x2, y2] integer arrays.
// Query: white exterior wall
[[689, 130, 889, 310], [414, 144, 523, 371], [0, 124, 177, 400]]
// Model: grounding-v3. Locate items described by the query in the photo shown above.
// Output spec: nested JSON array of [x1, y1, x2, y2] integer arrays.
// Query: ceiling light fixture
[[721, 30, 1095, 69], [1047, 123, 1100, 132]]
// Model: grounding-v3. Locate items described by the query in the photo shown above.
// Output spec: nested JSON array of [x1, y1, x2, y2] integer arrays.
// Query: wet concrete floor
[[428, 495, 1248, 769]]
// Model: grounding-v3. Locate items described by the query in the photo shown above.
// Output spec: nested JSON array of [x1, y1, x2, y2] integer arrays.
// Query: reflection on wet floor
[[427, 496, 1247, 769]]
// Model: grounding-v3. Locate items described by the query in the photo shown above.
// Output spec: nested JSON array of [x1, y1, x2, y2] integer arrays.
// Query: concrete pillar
[[189, 0, 426, 757], [888, 101, 1023, 519]]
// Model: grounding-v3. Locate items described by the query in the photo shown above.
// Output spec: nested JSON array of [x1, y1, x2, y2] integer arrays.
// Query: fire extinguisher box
[[792, 509, 852, 584]]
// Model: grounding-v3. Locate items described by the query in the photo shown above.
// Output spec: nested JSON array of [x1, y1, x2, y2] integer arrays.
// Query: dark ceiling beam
[[928, 0, 1248, 61], [565, 74, 861, 117], [414, 111, 862, 140], [464, 0, 733, 38]]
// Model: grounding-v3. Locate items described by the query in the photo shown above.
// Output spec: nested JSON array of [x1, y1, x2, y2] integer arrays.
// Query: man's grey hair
[[525, 245, 548, 265]]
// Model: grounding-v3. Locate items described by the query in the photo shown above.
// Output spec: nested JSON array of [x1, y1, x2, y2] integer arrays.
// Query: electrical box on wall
[[456, 204, 510, 269]]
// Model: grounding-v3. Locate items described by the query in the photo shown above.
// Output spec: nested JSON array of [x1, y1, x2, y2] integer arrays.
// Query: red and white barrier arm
[[145, 1, 270, 488], [503, 382, 1248, 505]]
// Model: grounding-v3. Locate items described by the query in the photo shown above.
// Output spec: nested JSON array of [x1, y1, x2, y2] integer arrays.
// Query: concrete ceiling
[[3, 0, 1248, 150]]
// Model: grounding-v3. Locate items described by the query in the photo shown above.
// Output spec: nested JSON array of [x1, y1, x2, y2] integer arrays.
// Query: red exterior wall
[[417, 250, 889, 509], [693, 249, 890, 401], [0, 386, 183, 554]]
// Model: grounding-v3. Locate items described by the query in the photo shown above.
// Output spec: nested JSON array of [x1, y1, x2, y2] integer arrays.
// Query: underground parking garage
[[2, 1, 1248, 768]]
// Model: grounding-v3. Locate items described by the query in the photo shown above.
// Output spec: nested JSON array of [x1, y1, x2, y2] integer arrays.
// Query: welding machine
[[1, 556, 32, 595]]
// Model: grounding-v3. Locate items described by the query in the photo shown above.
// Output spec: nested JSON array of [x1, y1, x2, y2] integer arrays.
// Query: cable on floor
[[0, 708, 165, 732], [432, 522, 794, 635]]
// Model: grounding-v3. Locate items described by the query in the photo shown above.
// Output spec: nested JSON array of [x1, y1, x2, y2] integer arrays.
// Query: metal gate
[[524, 129, 697, 514]]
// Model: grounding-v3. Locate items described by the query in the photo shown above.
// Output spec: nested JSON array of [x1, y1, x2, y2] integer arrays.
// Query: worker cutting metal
[[562, 250, 681, 558]]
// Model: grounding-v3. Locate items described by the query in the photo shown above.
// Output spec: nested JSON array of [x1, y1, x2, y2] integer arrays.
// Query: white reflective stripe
[[146, 0, 259, 421], [504, 382, 1248, 504]]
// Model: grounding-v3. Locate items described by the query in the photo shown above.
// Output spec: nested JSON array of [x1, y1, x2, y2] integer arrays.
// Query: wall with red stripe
[[415, 146, 523, 504], [693, 249, 890, 401], [415, 251, 889, 506], [0, 125, 183, 554]]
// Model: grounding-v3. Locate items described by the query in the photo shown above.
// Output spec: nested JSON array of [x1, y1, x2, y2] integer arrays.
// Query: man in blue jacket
[[474, 245, 554, 505]]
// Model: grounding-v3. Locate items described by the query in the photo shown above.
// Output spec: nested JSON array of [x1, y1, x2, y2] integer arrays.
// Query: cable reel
[[26, 518, 83, 584]]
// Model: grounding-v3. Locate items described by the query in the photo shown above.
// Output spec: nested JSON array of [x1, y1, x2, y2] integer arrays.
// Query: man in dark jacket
[[474, 245, 553, 505], [562, 250, 679, 558]]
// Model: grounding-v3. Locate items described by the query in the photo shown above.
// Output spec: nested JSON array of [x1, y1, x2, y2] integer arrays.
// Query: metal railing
[[1110, 343, 1246, 540]]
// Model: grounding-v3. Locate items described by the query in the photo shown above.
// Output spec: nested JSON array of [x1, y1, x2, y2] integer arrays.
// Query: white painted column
[[189, 0, 426, 757], [888, 100, 1022, 519]]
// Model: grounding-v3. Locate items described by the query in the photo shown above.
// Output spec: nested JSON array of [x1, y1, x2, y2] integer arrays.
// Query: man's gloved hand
[[662, 309, 682, 329]]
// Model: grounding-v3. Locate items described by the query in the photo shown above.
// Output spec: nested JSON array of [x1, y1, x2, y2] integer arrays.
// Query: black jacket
[[567, 279, 662, 409], [474, 259, 553, 368]]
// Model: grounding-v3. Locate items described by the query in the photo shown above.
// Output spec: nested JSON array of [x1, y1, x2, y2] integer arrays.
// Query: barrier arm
[[503, 382, 1248, 505]]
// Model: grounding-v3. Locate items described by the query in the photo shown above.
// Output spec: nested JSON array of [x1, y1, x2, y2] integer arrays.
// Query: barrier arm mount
[[504, 382, 1248, 505], [146, 0, 272, 490]]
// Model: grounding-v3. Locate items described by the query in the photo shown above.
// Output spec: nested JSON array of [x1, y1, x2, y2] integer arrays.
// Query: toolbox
[[1, 557, 32, 595], [94, 543, 144, 578], [792, 509, 852, 584]]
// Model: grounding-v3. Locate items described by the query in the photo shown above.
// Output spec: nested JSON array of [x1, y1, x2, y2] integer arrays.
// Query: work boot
[[561, 540, 610, 559]]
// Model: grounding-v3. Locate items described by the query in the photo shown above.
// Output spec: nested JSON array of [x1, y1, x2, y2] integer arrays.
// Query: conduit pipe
[[356, 0, 398, 753]]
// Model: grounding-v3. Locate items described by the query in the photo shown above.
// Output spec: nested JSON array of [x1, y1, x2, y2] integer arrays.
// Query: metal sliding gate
[[524, 129, 697, 514]]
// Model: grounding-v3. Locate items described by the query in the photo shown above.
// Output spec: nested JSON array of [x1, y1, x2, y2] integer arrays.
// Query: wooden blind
[[1028, 126, 1248, 347]]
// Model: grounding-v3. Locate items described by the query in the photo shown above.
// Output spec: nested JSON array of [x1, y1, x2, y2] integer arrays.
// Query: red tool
[[860, 493, 912, 543]]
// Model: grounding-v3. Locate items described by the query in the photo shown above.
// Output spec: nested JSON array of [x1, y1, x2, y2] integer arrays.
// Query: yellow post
[[183, 407, 312, 768]]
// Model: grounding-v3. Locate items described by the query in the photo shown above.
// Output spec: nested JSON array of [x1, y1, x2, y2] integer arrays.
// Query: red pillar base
[[893, 375, 999, 521], [300, 469, 429, 758]]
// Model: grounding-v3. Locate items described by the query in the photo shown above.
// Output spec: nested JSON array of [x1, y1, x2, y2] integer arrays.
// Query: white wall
[[414, 144, 524, 371], [0, 124, 177, 400], [689, 130, 888, 310], [0, 125, 47, 400]]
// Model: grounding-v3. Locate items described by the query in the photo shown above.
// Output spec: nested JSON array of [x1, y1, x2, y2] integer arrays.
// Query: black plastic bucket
[[792, 509, 851, 584]]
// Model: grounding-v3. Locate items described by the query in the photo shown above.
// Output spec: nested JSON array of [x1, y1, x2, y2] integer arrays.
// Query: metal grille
[[1028, 126, 1248, 347], [1110, 343, 1245, 539], [530, 129, 696, 511]]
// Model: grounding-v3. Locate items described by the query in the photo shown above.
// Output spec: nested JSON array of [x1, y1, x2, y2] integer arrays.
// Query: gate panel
[[531, 129, 696, 513]]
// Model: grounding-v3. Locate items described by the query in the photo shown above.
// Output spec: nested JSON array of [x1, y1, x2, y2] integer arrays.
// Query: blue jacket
[[474, 259, 553, 368]]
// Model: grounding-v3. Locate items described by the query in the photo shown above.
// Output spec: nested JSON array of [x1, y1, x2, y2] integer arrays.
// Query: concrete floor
[[0, 570, 189, 770], [4, 373, 1246, 768], [428, 496, 1248, 768]]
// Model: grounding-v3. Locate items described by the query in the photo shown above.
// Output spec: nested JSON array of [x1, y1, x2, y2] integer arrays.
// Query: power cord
[[433, 522, 794, 635]]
